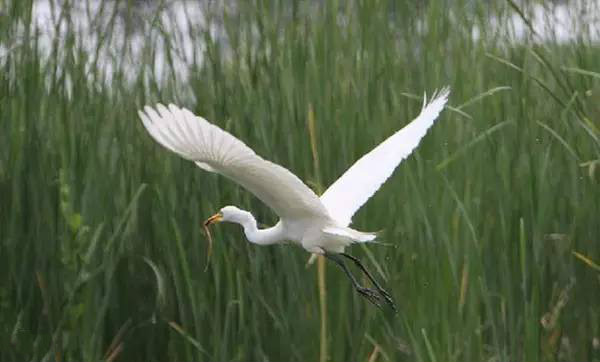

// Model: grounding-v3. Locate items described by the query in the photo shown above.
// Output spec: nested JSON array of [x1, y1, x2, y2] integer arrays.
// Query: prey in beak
[[204, 212, 223, 227], [202, 212, 223, 271]]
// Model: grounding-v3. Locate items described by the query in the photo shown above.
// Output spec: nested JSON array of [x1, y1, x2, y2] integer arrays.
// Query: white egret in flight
[[139, 88, 449, 310]]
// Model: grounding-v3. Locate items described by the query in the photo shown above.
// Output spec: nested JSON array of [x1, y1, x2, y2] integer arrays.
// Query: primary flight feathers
[[138, 104, 328, 220], [139, 88, 450, 226], [321, 88, 450, 226]]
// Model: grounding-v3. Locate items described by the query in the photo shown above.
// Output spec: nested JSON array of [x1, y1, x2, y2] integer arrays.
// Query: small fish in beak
[[202, 212, 223, 271]]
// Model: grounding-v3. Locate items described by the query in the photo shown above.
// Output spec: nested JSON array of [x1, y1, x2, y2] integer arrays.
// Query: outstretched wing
[[139, 104, 329, 220], [320, 88, 450, 226]]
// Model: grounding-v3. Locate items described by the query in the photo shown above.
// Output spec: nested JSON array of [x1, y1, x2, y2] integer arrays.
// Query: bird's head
[[202, 205, 254, 271], [204, 205, 252, 226]]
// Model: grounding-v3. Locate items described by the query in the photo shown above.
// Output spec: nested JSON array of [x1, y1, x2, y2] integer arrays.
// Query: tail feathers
[[322, 226, 377, 243]]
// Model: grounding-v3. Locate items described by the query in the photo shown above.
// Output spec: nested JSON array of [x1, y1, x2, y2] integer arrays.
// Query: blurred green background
[[1, 0, 599, 361]]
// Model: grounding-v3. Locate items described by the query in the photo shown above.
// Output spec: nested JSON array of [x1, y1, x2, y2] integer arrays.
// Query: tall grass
[[1, 0, 599, 361]]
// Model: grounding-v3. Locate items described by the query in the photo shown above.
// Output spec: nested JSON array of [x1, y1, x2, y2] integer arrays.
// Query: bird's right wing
[[320, 88, 450, 227], [139, 104, 329, 220]]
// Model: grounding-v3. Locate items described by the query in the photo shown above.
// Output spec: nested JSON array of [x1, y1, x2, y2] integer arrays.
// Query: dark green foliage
[[1, 0, 599, 361]]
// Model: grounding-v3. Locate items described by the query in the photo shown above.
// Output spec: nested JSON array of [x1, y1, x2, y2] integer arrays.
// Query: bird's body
[[211, 205, 373, 253], [139, 88, 449, 309]]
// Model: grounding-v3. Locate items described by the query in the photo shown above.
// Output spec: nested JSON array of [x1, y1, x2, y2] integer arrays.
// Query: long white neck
[[236, 213, 285, 245]]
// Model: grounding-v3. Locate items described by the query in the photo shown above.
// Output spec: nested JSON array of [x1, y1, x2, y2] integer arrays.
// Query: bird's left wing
[[139, 104, 329, 220], [320, 88, 450, 227]]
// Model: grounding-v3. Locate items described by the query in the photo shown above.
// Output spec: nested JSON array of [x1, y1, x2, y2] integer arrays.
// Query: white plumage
[[320, 89, 451, 227], [139, 89, 449, 254], [139, 104, 328, 221], [139, 88, 449, 308]]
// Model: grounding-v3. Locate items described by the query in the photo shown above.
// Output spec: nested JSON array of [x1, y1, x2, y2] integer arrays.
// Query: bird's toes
[[357, 287, 379, 298], [357, 287, 384, 308], [376, 289, 397, 311], [377, 287, 393, 299], [383, 295, 397, 312], [364, 286, 397, 312]]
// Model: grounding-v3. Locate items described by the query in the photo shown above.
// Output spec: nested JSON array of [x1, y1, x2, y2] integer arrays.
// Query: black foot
[[357, 287, 385, 309], [380, 289, 397, 312], [340, 252, 397, 312], [372, 286, 396, 312], [358, 287, 397, 312], [325, 251, 397, 312]]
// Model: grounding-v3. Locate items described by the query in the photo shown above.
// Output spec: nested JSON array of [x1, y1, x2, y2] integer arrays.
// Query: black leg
[[323, 253, 384, 309], [340, 253, 396, 311]]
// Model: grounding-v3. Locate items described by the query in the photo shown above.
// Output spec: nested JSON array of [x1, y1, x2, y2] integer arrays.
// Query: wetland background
[[1, 0, 600, 361]]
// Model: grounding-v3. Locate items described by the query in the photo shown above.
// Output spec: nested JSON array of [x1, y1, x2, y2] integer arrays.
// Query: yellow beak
[[203, 212, 223, 227]]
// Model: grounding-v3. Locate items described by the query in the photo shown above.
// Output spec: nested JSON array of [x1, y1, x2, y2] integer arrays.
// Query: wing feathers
[[320, 88, 450, 226], [140, 104, 329, 221], [139, 109, 178, 155], [141, 88, 447, 227]]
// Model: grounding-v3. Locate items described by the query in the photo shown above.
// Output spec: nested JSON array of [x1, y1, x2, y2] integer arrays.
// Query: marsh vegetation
[[1, 0, 599, 361]]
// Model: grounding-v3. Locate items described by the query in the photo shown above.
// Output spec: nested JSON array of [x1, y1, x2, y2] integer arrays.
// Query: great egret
[[139, 88, 449, 310]]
